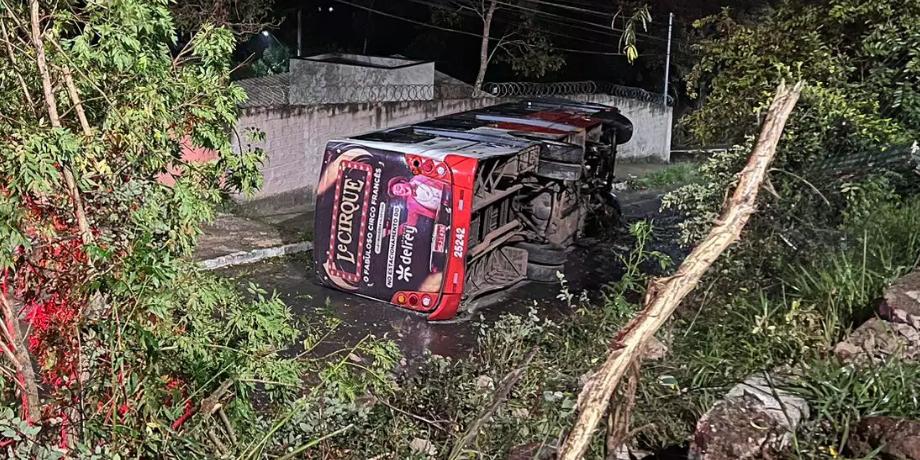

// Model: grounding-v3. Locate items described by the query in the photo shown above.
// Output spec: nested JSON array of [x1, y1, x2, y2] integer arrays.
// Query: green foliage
[[601, 221, 671, 322], [685, 1, 920, 145], [635, 187, 920, 449], [661, 146, 749, 245], [0, 408, 65, 459], [618, 5, 651, 63], [250, 42, 290, 77], [495, 17, 565, 80], [672, 0, 918, 253], [790, 360, 920, 457], [630, 162, 699, 191], [0, 1, 344, 457]]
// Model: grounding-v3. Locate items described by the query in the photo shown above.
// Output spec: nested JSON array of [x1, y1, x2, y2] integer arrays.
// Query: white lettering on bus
[[334, 178, 364, 265]]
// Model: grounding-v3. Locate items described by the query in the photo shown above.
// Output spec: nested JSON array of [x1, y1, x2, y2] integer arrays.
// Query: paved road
[[219, 188, 682, 360]]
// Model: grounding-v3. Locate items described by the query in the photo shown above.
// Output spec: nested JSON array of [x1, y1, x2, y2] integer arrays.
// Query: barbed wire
[[236, 80, 672, 108], [481, 81, 672, 105]]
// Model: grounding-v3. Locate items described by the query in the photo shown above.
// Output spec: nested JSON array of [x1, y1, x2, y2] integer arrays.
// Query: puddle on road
[[222, 237, 634, 360], [220, 192, 684, 360]]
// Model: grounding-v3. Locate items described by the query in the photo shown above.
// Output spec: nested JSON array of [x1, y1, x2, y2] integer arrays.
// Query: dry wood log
[[558, 81, 804, 460]]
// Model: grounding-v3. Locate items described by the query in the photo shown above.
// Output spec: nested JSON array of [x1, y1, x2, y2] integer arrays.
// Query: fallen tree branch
[[558, 81, 804, 460], [605, 360, 640, 459], [448, 347, 539, 460]]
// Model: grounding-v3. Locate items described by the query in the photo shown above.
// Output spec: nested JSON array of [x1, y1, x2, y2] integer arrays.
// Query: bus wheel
[[526, 261, 565, 283], [514, 242, 567, 265]]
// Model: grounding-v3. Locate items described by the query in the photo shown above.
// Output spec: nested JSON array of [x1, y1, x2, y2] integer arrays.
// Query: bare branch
[[0, 16, 36, 112], [61, 65, 91, 136], [28, 0, 94, 245], [1, 290, 41, 423]]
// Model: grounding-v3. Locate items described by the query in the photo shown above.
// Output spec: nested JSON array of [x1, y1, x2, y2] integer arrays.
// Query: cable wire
[[331, 0, 631, 55]]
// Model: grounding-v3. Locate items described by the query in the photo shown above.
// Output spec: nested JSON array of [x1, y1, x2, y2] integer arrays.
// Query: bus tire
[[526, 262, 565, 283], [515, 242, 567, 265]]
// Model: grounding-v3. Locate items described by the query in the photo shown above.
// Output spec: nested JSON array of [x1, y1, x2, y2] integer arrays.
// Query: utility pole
[[296, 8, 302, 57], [663, 12, 673, 105]]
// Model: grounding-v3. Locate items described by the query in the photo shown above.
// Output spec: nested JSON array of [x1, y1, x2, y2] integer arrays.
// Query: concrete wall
[[289, 55, 434, 104], [592, 95, 673, 162], [233, 93, 671, 212]]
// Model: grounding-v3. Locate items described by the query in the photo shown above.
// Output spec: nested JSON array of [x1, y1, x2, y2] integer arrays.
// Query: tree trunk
[[472, 0, 497, 94], [557, 81, 804, 460], [1, 292, 41, 423], [29, 0, 94, 246]]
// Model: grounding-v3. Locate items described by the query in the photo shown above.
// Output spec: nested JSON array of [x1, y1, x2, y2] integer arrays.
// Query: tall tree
[[0, 0, 303, 455], [171, 0, 278, 39], [437, 0, 565, 91]]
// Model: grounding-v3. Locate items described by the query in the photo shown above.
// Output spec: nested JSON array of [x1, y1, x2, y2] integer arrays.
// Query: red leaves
[[4, 198, 91, 445], [24, 295, 79, 389]]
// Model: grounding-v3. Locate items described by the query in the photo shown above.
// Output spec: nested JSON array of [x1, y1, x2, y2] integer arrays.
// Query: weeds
[[629, 185, 920, 451], [630, 162, 700, 190], [790, 360, 920, 457]]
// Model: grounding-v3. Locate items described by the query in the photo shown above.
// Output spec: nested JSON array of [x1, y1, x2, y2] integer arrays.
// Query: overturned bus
[[313, 99, 633, 320]]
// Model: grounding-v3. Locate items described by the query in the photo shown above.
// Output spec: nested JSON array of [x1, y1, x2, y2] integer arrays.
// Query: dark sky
[[245, 0, 770, 94]]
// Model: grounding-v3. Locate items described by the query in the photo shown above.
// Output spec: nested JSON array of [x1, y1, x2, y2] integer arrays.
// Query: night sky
[[238, 0, 772, 96]]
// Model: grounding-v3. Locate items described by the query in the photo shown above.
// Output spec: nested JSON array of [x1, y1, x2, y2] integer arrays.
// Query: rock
[[507, 442, 556, 460], [689, 375, 809, 460], [409, 437, 437, 457], [833, 318, 920, 364], [848, 416, 920, 459], [474, 375, 495, 390], [642, 336, 669, 361], [880, 270, 920, 330]]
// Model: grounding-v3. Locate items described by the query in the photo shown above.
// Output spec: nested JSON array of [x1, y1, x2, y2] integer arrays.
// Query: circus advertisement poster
[[314, 143, 454, 307]]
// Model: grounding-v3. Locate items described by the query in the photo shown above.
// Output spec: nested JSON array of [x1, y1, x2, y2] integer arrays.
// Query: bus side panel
[[427, 154, 477, 321]]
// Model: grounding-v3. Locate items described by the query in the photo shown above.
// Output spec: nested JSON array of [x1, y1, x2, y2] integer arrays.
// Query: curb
[[198, 241, 313, 270]]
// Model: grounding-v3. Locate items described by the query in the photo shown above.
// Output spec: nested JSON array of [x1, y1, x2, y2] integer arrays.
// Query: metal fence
[[237, 79, 672, 108]]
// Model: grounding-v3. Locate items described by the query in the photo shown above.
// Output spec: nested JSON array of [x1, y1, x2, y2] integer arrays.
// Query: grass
[[630, 162, 700, 190], [789, 360, 920, 457], [628, 194, 920, 452], [228, 183, 920, 458], [296, 193, 920, 458]]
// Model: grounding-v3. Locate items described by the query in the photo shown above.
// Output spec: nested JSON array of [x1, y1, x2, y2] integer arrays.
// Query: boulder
[[833, 318, 920, 364], [848, 416, 920, 459], [689, 375, 809, 460], [507, 442, 556, 460], [880, 270, 920, 330], [409, 437, 437, 457]]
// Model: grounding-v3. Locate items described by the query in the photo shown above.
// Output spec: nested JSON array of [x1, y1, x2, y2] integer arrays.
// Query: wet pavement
[[218, 185, 685, 360]]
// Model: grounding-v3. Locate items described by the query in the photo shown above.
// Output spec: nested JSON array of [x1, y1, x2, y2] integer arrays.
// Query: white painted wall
[[233, 93, 671, 210]]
